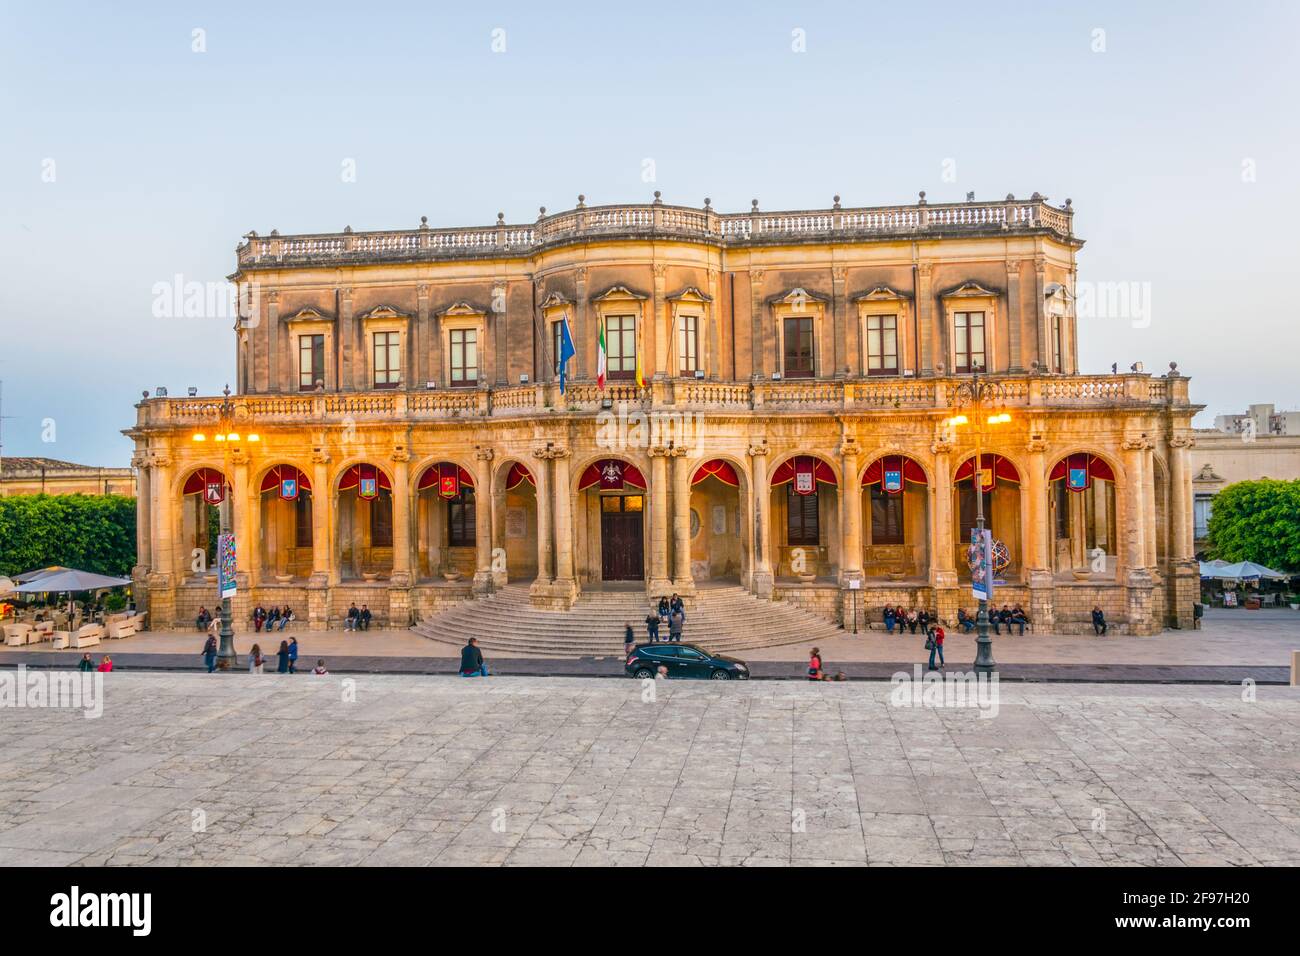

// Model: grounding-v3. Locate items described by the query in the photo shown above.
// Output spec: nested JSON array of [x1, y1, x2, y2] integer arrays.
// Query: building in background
[[1192, 404, 1300, 554], [125, 193, 1200, 635], [0, 457, 136, 497]]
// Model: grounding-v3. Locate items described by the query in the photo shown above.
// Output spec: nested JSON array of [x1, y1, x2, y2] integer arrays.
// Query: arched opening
[[861, 455, 930, 580], [258, 465, 313, 582], [415, 461, 477, 582], [180, 467, 228, 580], [1048, 453, 1117, 578], [576, 458, 647, 584], [689, 459, 746, 584], [336, 463, 394, 581], [770, 454, 839, 582], [492, 460, 539, 586], [953, 453, 1022, 580]]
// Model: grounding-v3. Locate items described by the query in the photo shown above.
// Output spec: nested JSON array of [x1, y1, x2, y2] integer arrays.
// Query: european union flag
[[558, 312, 576, 394]]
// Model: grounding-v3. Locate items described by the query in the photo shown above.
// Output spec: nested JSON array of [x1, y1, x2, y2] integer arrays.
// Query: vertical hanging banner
[[358, 465, 378, 500], [438, 462, 460, 499], [218, 532, 237, 598], [1067, 454, 1090, 492], [883, 456, 903, 494], [204, 475, 225, 505], [967, 528, 994, 603], [599, 459, 624, 490], [279, 476, 298, 501], [794, 456, 815, 495]]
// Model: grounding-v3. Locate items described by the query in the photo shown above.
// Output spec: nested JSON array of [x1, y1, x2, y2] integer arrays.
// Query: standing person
[[202, 633, 218, 673], [78, 652, 95, 672], [275, 640, 290, 674], [624, 622, 636, 657], [459, 637, 489, 677], [644, 611, 660, 644], [359, 605, 372, 631], [669, 593, 685, 620], [927, 625, 946, 671], [1091, 606, 1108, 635], [1192, 601, 1204, 630], [288, 636, 299, 673], [668, 608, 684, 642], [248, 643, 265, 674], [96, 655, 113, 672], [808, 647, 823, 680]]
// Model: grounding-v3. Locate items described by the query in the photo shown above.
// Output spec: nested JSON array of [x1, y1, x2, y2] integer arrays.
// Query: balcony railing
[[235, 194, 1075, 269], [136, 372, 1188, 431]]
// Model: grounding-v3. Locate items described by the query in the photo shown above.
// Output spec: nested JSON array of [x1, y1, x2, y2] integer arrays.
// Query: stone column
[[416, 284, 431, 388], [473, 447, 494, 595], [653, 264, 668, 380], [575, 267, 589, 380], [749, 269, 765, 379], [1024, 436, 1055, 631], [1168, 434, 1197, 628], [147, 454, 176, 626], [1005, 260, 1023, 372], [266, 292, 281, 392], [838, 438, 863, 630], [916, 261, 934, 375], [1033, 258, 1049, 369], [648, 446, 672, 595], [388, 447, 413, 624], [491, 476, 508, 589], [530, 447, 554, 600], [1121, 436, 1155, 634], [748, 442, 773, 597], [831, 266, 849, 378], [670, 447, 694, 592], [552, 447, 577, 603], [308, 449, 332, 630], [928, 439, 959, 624], [1144, 445, 1159, 575], [131, 457, 152, 622], [231, 451, 253, 583], [339, 287, 358, 392]]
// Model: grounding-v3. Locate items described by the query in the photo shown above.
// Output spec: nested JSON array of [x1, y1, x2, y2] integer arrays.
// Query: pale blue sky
[[2, 0, 1297, 466]]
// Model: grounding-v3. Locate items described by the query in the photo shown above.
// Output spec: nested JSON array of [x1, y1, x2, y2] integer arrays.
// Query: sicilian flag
[[596, 321, 607, 390], [557, 312, 576, 395]]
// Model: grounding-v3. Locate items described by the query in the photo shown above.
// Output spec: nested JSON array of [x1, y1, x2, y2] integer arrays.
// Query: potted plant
[[1288, 593, 1300, 611]]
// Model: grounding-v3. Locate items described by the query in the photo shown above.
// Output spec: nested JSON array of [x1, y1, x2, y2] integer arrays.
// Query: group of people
[[882, 606, 935, 635], [200, 632, 326, 674], [344, 604, 373, 631], [77, 653, 114, 672], [251, 605, 295, 632], [641, 593, 686, 643]]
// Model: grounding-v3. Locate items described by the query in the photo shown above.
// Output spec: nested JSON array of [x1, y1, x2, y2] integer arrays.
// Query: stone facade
[[124, 194, 1200, 635], [0, 457, 136, 497]]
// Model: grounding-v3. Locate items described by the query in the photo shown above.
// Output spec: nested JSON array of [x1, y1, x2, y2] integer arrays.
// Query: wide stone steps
[[411, 584, 844, 656]]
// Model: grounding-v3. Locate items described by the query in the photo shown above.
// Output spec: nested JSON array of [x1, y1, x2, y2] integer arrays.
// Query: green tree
[[1205, 479, 1300, 571], [0, 494, 137, 578]]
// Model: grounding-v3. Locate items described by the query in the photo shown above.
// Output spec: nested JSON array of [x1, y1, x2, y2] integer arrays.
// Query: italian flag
[[596, 322, 607, 389]]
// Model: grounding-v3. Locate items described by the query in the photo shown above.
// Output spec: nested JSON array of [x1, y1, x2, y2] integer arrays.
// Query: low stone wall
[[772, 585, 842, 625]]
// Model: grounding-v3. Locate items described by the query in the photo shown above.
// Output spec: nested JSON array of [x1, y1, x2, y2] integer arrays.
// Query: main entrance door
[[600, 494, 644, 581]]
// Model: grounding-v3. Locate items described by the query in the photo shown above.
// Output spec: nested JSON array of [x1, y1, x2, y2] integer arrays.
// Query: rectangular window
[[294, 492, 313, 548], [605, 315, 636, 380], [1051, 314, 1064, 373], [370, 493, 393, 548], [679, 315, 699, 375], [870, 485, 904, 545], [954, 311, 986, 373], [448, 487, 476, 547], [373, 331, 401, 389], [1053, 479, 1069, 539], [786, 485, 820, 545], [1194, 495, 1213, 539], [449, 328, 478, 386], [958, 485, 993, 541], [866, 315, 898, 376], [783, 316, 814, 378], [552, 321, 565, 379], [298, 334, 325, 391]]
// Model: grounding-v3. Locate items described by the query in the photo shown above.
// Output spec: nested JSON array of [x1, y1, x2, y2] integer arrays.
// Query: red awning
[[338, 464, 392, 492], [416, 463, 474, 491], [578, 459, 648, 491], [770, 455, 837, 488], [861, 456, 927, 487], [258, 465, 312, 494], [505, 462, 535, 490], [954, 454, 1020, 484], [1049, 453, 1115, 484], [691, 460, 739, 487], [182, 467, 228, 495]]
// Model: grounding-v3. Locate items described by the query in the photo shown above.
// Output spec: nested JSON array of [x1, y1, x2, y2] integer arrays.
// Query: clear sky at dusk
[[1, 0, 1297, 465]]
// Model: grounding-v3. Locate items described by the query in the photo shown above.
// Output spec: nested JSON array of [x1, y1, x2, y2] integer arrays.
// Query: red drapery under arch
[[577, 459, 648, 491], [415, 463, 474, 491], [338, 463, 393, 492], [182, 467, 229, 495], [861, 456, 928, 489], [1049, 453, 1115, 491], [505, 462, 535, 490], [953, 454, 1020, 485], [258, 465, 312, 494], [770, 455, 837, 487], [691, 460, 739, 487]]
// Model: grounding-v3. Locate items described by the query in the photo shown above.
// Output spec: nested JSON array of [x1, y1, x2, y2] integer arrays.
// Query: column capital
[[929, 438, 954, 456], [150, 454, 172, 468], [838, 438, 862, 459], [747, 441, 770, 458], [1025, 436, 1048, 453], [391, 449, 411, 464], [311, 448, 331, 465], [1169, 434, 1195, 449], [1121, 436, 1154, 451], [533, 444, 569, 460], [473, 446, 494, 462]]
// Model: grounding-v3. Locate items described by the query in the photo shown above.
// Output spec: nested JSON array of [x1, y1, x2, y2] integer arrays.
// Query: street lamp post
[[948, 369, 1009, 676], [190, 385, 259, 671]]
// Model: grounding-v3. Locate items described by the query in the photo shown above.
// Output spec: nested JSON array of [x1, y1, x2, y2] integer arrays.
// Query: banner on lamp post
[[218, 532, 237, 599], [967, 528, 994, 603]]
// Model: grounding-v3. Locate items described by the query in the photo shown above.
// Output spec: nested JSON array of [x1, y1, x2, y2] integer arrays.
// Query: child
[[312, 659, 329, 675], [808, 647, 823, 680], [249, 643, 264, 674]]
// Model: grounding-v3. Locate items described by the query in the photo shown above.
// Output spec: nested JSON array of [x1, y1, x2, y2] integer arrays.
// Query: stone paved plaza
[[0, 673, 1297, 866]]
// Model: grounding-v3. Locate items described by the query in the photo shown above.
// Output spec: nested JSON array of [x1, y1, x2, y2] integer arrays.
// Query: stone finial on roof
[[419, 216, 428, 229], [576, 194, 586, 208], [703, 197, 711, 210], [343, 225, 352, 234], [653, 190, 662, 204], [833, 195, 841, 209], [751, 199, 759, 211], [497, 212, 505, 224], [538, 206, 546, 219], [918, 191, 927, 204]]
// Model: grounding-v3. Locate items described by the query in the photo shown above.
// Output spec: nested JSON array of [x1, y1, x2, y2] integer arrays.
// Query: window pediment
[[767, 287, 829, 307], [435, 301, 488, 319], [538, 291, 572, 310], [357, 304, 413, 321], [667, 286, 712, 303], [590, 284, 648, 303], [283, 306, 335, 323], [852, 285, 911, 303], [940, 281, 1000, 300]]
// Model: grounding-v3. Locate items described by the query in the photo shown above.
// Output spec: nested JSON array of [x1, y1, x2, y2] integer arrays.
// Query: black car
[[625, 643, 749, 680]]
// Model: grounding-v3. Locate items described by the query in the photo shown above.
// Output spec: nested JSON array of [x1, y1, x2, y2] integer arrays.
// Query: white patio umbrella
[[1214, 561, 1288, 581], [11, 569, 131, 626]]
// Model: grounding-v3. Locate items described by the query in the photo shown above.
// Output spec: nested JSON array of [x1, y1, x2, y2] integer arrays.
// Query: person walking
[[668, 608, 684, 642], [78, 652, 95, 672], [288, 636, 299, 673], [807, 647, 823, 680], [624, 622, 636, 656], [1091, 606, 1108, 636], [927, 624, 946, 671], [644, 611, 660, 643], [248, 643, 265, 674], [275, 640, 290, 674], [459, 637, 489, 677], [202, 633, 218, 673]]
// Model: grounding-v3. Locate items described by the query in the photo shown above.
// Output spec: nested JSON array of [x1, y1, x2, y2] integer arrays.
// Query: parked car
[[625, 643, 749, 680]]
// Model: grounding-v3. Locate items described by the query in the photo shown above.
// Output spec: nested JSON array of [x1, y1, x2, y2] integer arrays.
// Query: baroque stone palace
[[125, 193, 1200, 635]]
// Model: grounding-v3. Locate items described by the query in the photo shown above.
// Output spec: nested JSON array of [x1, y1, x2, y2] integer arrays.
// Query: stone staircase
[[411, 583, 845, 657]]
